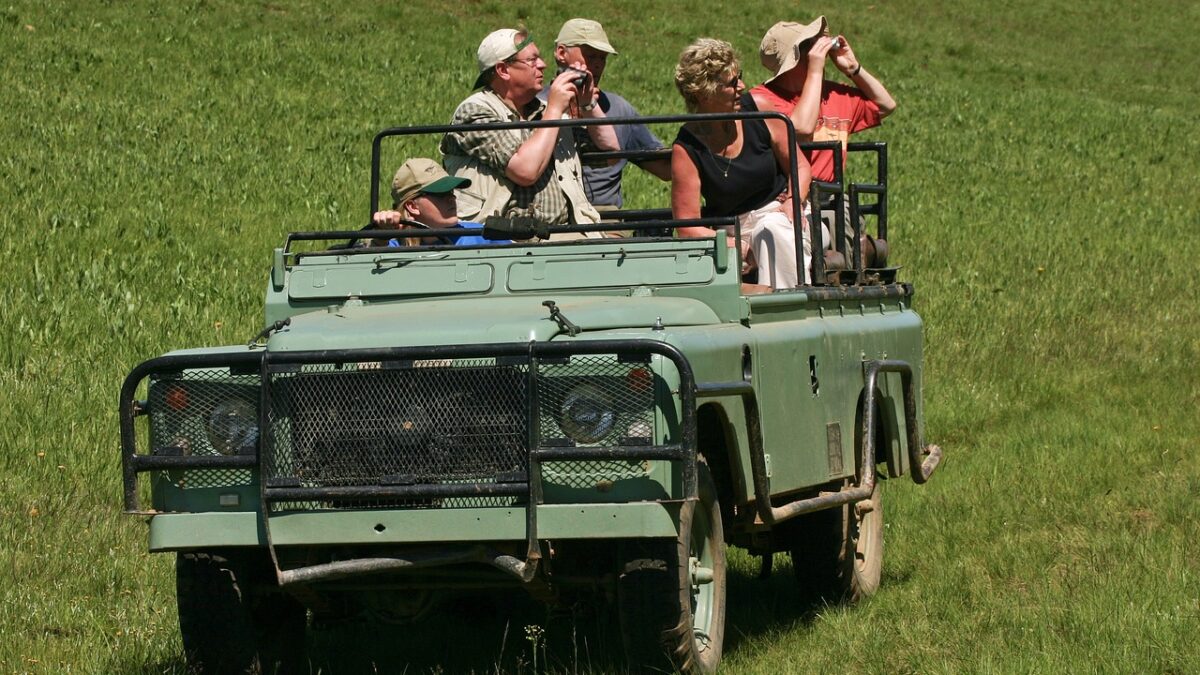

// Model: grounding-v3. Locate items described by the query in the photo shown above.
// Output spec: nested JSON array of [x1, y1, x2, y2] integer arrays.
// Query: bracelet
[[580, 101, 595, 112], [850, 63, 862, 77]]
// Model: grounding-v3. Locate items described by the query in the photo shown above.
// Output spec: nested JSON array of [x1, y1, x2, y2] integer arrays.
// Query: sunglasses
[[507, 53, 543, 67]]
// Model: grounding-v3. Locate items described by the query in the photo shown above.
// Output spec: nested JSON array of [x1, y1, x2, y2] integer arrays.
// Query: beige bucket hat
[[759, 16, 828, 83]]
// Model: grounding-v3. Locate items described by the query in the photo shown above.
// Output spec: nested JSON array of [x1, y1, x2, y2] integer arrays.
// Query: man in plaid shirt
[[441, 28, 618, 234]]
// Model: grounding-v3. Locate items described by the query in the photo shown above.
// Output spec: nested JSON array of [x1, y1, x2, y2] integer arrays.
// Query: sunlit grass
[[2, 0, 1198, 672]]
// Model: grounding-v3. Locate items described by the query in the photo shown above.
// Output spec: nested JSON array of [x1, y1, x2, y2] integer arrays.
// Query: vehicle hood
[[267, 295, 721, 351]]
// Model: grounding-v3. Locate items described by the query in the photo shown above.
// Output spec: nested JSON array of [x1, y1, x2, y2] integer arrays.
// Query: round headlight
[[559, 384, 616, 444], [206, 399, 259, 455]]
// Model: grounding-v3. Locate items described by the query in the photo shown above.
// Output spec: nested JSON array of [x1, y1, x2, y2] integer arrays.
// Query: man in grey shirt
[[547, 19, 670, 209]]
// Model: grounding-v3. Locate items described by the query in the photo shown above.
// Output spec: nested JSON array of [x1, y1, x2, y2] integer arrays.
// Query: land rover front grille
[[121, 344, 687, 514], [264, 361, 529, 489], [260, 355, 657, 505]]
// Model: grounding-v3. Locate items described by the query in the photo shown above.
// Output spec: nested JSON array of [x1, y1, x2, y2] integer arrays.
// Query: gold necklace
[[695, 122, 736, 178], [715, 149, 733, 178]]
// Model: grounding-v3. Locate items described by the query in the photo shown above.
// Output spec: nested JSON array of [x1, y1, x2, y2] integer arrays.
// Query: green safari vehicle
[[119, 114, 942, 673]]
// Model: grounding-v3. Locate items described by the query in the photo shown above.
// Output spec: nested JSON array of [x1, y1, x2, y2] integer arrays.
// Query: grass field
[[2, 0, 1198, 672]]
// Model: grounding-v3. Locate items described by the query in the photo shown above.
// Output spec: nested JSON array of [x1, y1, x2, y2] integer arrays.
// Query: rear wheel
[[618, 462, 726, 674], [789, 478, 883, 603], [176, 550, 307, 674]]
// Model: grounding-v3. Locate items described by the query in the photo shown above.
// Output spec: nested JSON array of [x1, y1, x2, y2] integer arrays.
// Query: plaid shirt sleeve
[[443, 102, 528, 173]]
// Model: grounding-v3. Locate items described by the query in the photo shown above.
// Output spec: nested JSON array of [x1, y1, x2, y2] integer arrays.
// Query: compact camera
[[566, 66, 591, 89]]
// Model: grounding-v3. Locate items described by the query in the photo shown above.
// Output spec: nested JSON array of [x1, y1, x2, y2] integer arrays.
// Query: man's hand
[[544, 68, 581, 118], [827, 35, 897, 116], [803, 36, 834, 71], [372, 210, 405, 228], [829, 35, 861, 77], [564, 60, 598, 111], [560, 59, 618, 150]]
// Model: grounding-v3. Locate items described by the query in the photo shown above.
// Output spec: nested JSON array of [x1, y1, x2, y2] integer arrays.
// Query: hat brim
[[765, 51, 802, 84], [564, 39, 617, 55], [421, 175, 471, 194], [472, 68, 492, 90]]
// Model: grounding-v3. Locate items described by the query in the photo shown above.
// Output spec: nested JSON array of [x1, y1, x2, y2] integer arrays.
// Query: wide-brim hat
[[473, 28, 535, 89], [391, 158, 471, 206], [760, 16, 827, 83], [555, 18, 617, 54]]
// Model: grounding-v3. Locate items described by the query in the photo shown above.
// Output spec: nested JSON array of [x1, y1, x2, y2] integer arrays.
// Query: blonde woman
[[670, 38, 814, 287]]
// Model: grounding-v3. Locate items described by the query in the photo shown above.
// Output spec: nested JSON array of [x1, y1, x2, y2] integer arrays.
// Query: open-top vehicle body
[[119, 112, 941, 673]]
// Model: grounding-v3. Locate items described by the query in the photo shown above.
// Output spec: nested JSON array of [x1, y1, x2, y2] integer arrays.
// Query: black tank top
[[673, 115, 786, 217]]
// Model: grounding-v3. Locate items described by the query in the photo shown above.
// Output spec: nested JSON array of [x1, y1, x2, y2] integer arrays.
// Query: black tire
[[788, 478, 883, 603], [176, 550, 307, 674], [618, 462, 726, 674]]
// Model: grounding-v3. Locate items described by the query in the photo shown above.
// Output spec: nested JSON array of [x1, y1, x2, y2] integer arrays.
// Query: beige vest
[[442, 89, 600, 230]]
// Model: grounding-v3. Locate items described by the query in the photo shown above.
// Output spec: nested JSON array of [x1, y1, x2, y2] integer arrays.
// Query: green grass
[[3, 0, 1199, 672]]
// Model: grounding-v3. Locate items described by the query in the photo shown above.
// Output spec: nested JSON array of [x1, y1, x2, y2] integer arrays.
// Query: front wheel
[[618, 462, 726, 674], [176, 550, 307, 674]]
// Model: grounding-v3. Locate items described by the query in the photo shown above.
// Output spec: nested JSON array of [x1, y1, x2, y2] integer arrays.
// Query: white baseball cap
[[473, 28, 535, 89]]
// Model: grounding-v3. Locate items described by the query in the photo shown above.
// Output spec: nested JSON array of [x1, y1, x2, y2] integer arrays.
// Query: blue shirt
[[388, 221, 510, 247], [536, 88, 664, 208], [582, 91, 663, 208]]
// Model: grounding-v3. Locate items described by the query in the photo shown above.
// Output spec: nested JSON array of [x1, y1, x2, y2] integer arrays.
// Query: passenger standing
[[670, 38, 814, 288], [440, 28, 618, 235], [748, 17, 896, 261], [546, 18, 670, 210]]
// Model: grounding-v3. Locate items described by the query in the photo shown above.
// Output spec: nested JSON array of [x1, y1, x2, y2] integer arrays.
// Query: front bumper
[[148, 500, 682, 551]]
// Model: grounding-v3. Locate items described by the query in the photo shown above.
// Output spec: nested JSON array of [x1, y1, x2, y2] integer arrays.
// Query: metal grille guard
[[120, 339, 698, 583]]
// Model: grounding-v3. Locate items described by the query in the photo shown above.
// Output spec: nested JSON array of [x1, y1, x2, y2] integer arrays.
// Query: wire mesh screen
[[265, 360, 529, 489], [147, 370, 259, 488]]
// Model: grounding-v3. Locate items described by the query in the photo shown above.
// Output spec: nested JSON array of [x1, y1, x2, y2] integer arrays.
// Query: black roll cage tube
[[282, 215, 737, 256]]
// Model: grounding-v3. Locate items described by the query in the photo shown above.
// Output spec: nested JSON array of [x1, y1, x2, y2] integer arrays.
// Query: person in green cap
[[366, 157, 509, 247]]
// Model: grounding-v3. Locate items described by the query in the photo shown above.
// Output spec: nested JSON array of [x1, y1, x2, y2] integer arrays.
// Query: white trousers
[[734, 200, 814, 288]]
